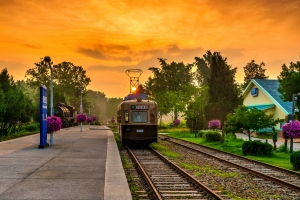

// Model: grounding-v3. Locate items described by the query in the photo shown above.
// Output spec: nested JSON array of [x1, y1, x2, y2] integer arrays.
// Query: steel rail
[[164, 136, 300, 192], [159, 135, 300, 176], [125, 145, 163, 200], [149, 146, 225, 200]]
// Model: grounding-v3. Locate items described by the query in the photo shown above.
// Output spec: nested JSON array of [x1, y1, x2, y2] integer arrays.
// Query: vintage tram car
[[54, 103, 77, 128], [117, 93, 158, 145]]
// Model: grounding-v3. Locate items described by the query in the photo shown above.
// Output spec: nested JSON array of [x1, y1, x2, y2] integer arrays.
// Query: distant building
[[243, 79, 292, 133]]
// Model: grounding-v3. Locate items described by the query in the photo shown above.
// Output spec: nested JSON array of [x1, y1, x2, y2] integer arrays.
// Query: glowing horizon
[[1, 0, 299, 98]]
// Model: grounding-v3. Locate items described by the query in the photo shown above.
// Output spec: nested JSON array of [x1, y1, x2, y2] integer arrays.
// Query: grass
[[162, 129, 298, 171]]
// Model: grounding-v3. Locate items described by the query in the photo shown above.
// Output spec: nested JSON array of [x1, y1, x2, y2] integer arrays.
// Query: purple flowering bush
[[92, 116, 97, 121], [76, 114, 87, 123], [173, 119, 180, 127], [111, 118, 116, 123], [47, 116, 62, 133], [86, 117, 93, 123], [282, 120, 300, 138], [208, 120, 220, 129]]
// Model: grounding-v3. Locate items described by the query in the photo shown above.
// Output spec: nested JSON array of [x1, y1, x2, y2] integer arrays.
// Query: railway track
[[126, 146, 227, 200], [159, 135, 300, 198]]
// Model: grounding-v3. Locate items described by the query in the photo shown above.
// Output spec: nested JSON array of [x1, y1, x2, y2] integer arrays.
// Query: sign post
[[38, 86, 48, 148]]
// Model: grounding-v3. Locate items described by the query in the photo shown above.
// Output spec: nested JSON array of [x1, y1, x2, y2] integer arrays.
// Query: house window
[[251, 88, 258, 97]]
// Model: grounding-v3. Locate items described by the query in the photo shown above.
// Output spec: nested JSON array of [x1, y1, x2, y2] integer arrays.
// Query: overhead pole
[[125, 69, 143, 94]]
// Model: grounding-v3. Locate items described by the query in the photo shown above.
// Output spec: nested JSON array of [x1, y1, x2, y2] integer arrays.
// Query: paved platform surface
[[0, 125, 132, 200]]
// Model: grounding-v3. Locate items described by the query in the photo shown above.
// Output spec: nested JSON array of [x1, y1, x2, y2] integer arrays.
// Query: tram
[[117, 93, 158, 145]]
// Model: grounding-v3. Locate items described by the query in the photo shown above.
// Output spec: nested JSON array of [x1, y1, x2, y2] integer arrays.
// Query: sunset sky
[[1, 0, 299, 98]]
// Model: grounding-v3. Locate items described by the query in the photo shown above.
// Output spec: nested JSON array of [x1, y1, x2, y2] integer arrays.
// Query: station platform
[[0, 125, 132, 200]]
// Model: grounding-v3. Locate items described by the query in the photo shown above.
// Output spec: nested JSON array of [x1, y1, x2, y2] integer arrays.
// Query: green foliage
[[105, 97, 123, 119], [23, 124, 39, 132], [290, 151, 300, 170], [203, 130, 222, 142], [145, 58, 194, 118], [25, 60, 91, 110], [276, 144, 289, 152], [277, 60, 300, 102], [226, 105, 282, 141], [0, 69, 34, 137], [242, 60, 268, 89], [185, 84, 209, 132], [197, 130, 205, 137], [205, 51, 243, 141], [242, 140, 273, 156]]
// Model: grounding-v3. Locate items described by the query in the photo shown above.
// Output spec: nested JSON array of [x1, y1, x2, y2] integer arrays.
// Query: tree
[[25, 59, 91, 110], [226, 105, 282, 141], [86, 90, 107, 122], [194, 52, 212, 86], [205, 51, 243, 142], [184, 84, 209, 133], [105, 98, 123, 122], [277, 60, 300, 102], [145, 58, 194, 120], [242, 60, 268, 88], [0, 69, 34, 137]]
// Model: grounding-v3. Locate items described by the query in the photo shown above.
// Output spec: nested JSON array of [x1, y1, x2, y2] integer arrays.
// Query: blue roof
[[246, 104, 275, 111], [245, 79, 292, 115]]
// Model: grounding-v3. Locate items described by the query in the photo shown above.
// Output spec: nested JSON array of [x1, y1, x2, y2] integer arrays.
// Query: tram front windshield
[[132, 111, 148, 123]]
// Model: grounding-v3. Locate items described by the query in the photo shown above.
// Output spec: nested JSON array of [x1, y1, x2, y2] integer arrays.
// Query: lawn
[[159, 128, 296, 171]]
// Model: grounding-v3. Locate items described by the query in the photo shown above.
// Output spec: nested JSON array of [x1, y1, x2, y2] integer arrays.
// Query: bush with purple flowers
[[111, 118, 115, 123], [47, 116, 62, 134], [76, 114, 87, 123], [92, 116, 97, 121], [86, 117, 93, 123], [282, 120, 300, 138], [208, 120, 220, 129], [173, 119, 180, 127]]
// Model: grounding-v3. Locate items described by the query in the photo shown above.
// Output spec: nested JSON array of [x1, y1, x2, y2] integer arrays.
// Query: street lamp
[[79, 89, 83, 132], [44, 56, 57, 145], [88, 102, 91, 128], [44, 56, 54, 116], [290, 93, 300, 152]]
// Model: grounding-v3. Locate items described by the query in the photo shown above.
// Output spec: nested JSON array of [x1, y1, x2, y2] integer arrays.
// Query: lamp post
[[44, 56, 56, 145], [291, 93, 300, 152], [88, 102, 91, 129], [80, 89, 83, 132], [44, 56, 53, 116]]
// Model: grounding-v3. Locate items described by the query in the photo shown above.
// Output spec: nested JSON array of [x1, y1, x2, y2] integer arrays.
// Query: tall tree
[[205, 51, 243, 142], [194, 51, 212, 85], [105, 97, 123, 122], [0, 69, 33, 136], [277, 60, 300, 102], [243, 60, 268, 88], [86, 90, 108, 122], [25, 59, 91, 109], [145, 58, 194, 119], [184, 84, 209, 133]]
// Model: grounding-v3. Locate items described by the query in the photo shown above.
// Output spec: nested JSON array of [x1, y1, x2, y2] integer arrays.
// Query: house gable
[[243, 79, 292, 115]]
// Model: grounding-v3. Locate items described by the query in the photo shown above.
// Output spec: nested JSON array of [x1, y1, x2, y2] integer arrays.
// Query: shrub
[[208, 120, 220, 129], [86, 117, 93, 123], [173, 119, 180, 127], [290, 151, 300, 170], [76, 114, 87, 123], [203, 130, 222, 142], [197, 130, 205, 138], [242, 140, 273, 156], [47, 116, 62, 133], [24, 124, 39, 132]]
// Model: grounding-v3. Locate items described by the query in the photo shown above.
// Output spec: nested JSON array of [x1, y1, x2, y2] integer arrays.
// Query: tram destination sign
[[131, 105, 148, 110]]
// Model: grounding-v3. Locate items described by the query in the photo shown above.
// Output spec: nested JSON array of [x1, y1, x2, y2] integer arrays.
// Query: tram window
[[124, 110, 129, 123], [132, 111, 147, 123], [150, 110, 155, 123]]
